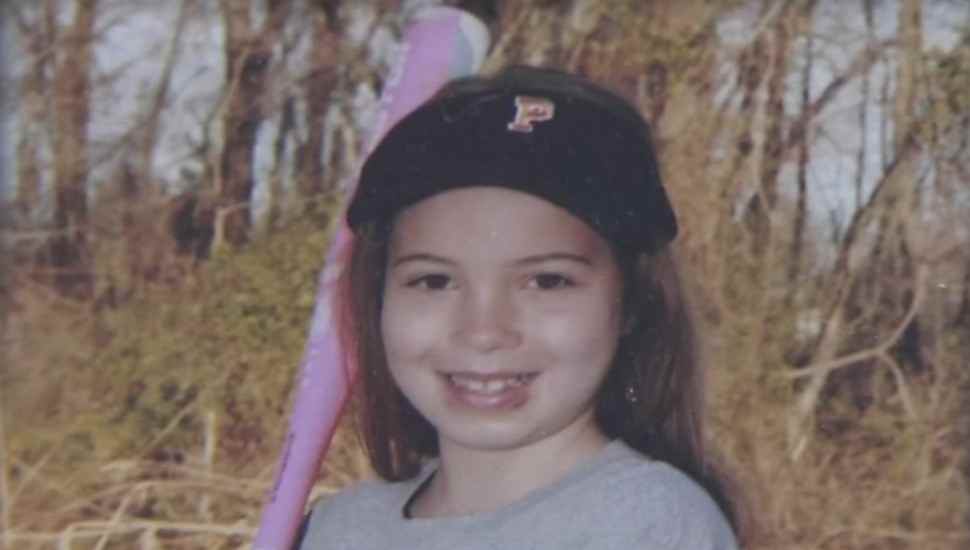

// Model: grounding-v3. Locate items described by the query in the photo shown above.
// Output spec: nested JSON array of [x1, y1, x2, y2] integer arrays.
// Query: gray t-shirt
[[298, 440, 737, 549]]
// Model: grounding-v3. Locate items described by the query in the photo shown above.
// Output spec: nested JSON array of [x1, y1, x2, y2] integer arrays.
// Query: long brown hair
[[335, 221, 742, 534]]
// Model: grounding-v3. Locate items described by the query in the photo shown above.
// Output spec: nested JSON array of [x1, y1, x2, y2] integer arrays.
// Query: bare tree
[[295, 1, 342, 204], [49, 0, 99, 298], [11, 1, 57, 224], [110, 0, 196, 299], [788, 0, 818, 300], [137, 0, 194, 179], [215, 0, 292, 250], [739, 2, 799, 258]]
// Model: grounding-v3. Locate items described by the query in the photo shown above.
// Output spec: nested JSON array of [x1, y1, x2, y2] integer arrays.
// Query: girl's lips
[[440, 372, 539, 410]]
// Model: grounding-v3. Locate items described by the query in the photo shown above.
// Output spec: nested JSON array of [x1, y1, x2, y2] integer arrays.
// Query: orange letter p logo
[[507, 96, 555, 133]]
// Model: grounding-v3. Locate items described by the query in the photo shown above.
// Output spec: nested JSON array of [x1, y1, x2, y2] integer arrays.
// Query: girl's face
[[381, 187, 624, 456]]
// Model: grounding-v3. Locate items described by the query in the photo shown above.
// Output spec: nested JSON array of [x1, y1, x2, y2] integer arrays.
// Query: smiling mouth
[[442, 372, 539, 395]]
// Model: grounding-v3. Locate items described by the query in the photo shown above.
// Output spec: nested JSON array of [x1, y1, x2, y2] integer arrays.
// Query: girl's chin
[[434, 426, 542, 454]]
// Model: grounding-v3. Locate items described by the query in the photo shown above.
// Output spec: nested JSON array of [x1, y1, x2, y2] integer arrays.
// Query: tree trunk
[[864, 0, 922, 315], [854, 0, 875, 210], [12, 1, 56, 224], [894, 0, 922, 155], [216, 0, 291, 250], [139, 0, 193, 178], [716, 6, 769, 255], [263, 95, 294, 233], [788, 0, 817, 302], [741, 2, 797, 258], [50, 0, 98, 298], [298, 3, 342, 203]]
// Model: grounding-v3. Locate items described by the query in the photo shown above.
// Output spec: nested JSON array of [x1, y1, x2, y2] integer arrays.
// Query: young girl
[[297, 65, 741, 549]]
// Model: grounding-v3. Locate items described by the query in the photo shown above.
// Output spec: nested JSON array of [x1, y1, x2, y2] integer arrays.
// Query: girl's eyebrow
[[390, 253, 456, 268], [391, 252, 594, 268], [513, 253, 593, 266]]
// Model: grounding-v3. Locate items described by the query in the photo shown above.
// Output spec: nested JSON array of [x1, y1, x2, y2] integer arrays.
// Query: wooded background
[[1, 0, 968, 548]]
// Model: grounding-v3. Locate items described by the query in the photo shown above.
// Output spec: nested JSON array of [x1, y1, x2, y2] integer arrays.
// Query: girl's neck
[[411, 423, 610, 518]]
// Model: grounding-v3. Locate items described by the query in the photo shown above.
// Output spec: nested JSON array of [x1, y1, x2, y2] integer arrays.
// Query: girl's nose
[[453, 288, 522, 352]]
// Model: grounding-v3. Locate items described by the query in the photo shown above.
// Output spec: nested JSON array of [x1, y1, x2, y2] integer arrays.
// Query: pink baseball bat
[[253, 8, 489, 550]]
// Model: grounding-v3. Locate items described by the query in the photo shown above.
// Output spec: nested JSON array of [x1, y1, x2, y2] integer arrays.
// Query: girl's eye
[[529, 273, 575, 290], [406, 274, 454, 291]]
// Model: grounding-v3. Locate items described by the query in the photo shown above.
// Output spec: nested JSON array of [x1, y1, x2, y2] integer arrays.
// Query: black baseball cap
[[347, 65, 678, 255]]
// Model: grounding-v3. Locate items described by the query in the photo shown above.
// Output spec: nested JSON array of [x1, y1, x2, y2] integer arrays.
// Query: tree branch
[[786, 265, 928, 381]]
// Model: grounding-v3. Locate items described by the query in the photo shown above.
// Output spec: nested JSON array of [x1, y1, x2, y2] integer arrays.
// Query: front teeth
[[447, 374, 532, 394]]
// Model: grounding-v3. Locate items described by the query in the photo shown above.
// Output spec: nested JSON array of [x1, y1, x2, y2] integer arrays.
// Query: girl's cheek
[[529, 294, 622, 357], [381, 293, 449, 359]]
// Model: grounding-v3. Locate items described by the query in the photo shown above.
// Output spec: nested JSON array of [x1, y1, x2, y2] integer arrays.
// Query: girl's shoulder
[[295, 475, 424, 549], [575, 440, 738, 549], [308, 474, 419, 523], [592, 440, 718, 505]]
